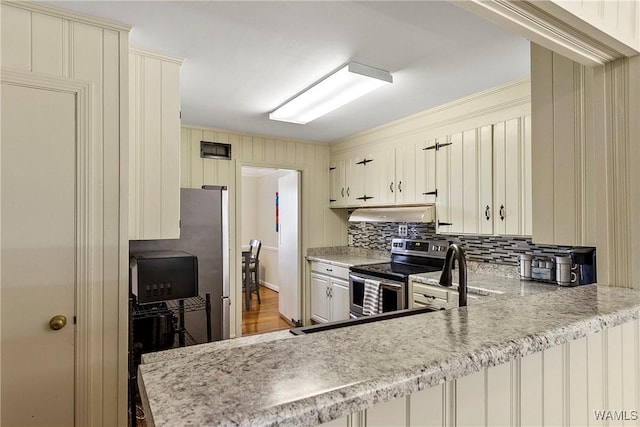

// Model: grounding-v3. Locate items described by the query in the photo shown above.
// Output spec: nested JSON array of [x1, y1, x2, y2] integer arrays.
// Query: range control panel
[[391, 238, 449, 258]]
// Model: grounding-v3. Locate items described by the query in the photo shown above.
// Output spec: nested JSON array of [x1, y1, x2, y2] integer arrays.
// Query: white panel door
[[395, 142, 416, 205], [1, 83, 76, 426], [278, 171, 300, 324]]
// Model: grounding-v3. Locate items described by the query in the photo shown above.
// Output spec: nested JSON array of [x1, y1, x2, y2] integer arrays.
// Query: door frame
[[235, 161, 304, 336], [0, 70, 98, 425]]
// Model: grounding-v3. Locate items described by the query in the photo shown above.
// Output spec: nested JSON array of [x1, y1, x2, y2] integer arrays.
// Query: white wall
[[241, 175, 259, 246]]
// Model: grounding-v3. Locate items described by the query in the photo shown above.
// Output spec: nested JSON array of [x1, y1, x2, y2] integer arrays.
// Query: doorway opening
[[240, 166, 301, 336]]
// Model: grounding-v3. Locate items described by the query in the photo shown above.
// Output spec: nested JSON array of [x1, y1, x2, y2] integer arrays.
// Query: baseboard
[[279, 314, 295, 327], [260, 281, 279, 292]]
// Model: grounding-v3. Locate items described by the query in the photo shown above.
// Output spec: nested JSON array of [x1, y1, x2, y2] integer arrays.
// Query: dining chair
[[242, 239, 262, 304]]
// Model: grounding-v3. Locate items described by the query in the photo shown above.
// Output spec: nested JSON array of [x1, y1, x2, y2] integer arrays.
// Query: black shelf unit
[[128, 294, 212, 426]]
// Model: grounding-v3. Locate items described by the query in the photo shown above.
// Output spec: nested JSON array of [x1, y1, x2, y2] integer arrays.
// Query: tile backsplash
[[348, 222, 573, 265]]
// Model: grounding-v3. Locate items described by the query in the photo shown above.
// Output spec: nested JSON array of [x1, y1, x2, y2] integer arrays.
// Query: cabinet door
[[494, 117, 529, 236], [330, 278, 350, 322], [310, 273, 330, 323], [416, 140, 437, 203], [395, 142, 417, 205], [129, 50, 182, 240], [362, 149, 383, 205], [345, 155, 365, 206], [448, 132, 464, 234], [371, 146, 395, 205], [478, 125, 494, 235], [435, 135, 453, 234], [329, 157, 346, 207]]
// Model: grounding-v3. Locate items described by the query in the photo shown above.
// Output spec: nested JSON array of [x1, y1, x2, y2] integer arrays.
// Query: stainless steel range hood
[[348, 205, 435, 223]]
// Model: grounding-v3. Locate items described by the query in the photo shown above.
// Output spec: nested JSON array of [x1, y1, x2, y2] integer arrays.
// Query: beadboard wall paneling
[[320, 319, 640, 427], [1, 2, 130, 425], [548, 0, 640, 54], [181, 125, 348, 335]]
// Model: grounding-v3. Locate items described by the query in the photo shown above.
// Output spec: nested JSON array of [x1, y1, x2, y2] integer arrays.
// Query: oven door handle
[[380, 282, 403, 290]]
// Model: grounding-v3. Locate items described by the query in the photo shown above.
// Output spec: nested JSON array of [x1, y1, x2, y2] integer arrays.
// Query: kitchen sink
[[289, 306, 443, 335]]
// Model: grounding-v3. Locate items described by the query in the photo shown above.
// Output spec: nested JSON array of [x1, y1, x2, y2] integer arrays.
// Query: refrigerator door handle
[[221, 296, 231, 340]]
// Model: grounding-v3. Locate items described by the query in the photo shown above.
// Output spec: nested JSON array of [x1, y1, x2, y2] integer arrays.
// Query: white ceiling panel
[[43, 1, 530, 143]]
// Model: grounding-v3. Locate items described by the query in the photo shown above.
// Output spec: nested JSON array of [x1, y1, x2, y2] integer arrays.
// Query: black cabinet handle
[[500, 204, 505, 221], [423, 189, 438, 197], [439, 221, 453, 226], [390, 182, 394, 193], [485, 205, 490, 220], [355, 158, 374, 165], [398, 181, 402, 192], [341, 188, 345, 197], [346, 187, 350, 197], [356, 195, 374, 201], [423, 142, 453, 151], [329, 199, 336, 203], [329, 167, 336, 171]]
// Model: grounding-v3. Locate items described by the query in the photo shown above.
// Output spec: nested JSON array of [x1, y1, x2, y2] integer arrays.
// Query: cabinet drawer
[[412, 282, 449, 300], [310, 262, 349, 280]]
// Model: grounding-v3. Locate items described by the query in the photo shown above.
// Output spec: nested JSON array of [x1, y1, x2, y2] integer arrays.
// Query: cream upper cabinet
[[377, 145, 396, 205], [415, 140, 437, 204], [329, 155, 347, 207], [493, 116, 532, 236], [394, 142, 415, 205], [129, 48, 183, 240], [344, 149, 384, 206], [435, 118, 531, 236]]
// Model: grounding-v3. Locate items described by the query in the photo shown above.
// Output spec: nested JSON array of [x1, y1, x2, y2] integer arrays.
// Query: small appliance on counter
[[570, 247, 597, 285], [130, 251, 199, 304], [519, 246, 597, 287], [530, 257, 555, 282]]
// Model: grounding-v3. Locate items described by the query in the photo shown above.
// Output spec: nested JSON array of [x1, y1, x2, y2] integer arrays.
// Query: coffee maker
[[570, 247, 597, 285]]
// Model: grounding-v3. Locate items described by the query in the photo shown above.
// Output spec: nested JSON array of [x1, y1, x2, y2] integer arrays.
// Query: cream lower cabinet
[[129, 48, 182, 240], [310, 262, 350, 323], [320, 321, 639, 427]]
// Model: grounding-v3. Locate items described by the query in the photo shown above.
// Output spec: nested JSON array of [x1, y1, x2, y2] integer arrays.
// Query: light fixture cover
[[269, 62, 393, 125]]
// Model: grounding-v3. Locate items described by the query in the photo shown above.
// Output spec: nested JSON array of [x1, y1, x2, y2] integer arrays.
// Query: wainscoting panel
[[322, 318, 640, 427]]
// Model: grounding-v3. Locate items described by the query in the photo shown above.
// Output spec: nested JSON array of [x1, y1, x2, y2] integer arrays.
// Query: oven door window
[[381, 286, 403, 313]]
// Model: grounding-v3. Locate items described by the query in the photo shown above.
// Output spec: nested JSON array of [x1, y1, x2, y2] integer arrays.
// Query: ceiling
[[45, 1, 530, 143]]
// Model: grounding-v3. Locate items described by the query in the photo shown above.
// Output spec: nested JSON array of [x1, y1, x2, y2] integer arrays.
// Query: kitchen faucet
[[439, 244, 467, 307]]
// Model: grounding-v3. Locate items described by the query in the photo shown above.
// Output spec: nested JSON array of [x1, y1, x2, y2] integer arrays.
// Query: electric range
[[349, 238, 449, 317]]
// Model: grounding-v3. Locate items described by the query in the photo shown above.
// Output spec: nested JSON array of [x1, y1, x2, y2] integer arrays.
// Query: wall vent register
[[200, 141, 232, 160]]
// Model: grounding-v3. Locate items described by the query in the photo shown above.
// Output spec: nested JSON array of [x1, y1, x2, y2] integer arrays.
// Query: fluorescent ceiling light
[[269, 62, 393, 125]]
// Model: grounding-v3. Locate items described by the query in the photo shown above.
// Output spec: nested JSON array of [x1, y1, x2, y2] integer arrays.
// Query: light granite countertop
[[138, 285, 640, 427], [305, 246, 389, 268], [411, 268, 561, 300]]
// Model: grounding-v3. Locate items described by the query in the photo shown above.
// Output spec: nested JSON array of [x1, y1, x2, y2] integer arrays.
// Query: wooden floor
[[242, 285, 291, 336]]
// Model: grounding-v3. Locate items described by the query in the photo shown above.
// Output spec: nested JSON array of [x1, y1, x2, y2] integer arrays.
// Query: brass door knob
[[49, 315, 67, 331]]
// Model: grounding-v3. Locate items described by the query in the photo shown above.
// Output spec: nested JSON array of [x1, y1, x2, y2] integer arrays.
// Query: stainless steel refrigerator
[[129, 186, 230, 342]]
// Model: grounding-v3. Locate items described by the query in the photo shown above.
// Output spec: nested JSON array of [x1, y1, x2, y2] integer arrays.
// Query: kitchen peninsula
[[138, 285, 640, 426]]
